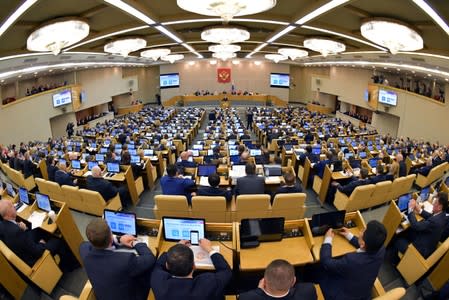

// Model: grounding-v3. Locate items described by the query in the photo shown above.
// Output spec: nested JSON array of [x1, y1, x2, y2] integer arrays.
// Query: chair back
[[191, 196, 228, 222], [234, 194, 270, 221], [271, 193, 306, 220], [154, 195, 190, 219]]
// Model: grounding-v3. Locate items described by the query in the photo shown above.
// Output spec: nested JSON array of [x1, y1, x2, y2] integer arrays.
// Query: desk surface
[[311, 227, 361, 261], [239, 237, 313, 271], [158, 241, 234, 270]]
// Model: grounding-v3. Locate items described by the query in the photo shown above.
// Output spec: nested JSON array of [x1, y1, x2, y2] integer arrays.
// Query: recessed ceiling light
[[254, 60, 261, 65], [188, 61, 195, 66], [445, 78, 448, 81], [18, 75, 22, 78], [33, 72, 37, 74], [427, 74, 431, 76]]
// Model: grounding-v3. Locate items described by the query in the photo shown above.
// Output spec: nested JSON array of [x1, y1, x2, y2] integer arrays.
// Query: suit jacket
[[160, 176, 195, 198], [47, 164, 58, 181], [313, 160, 329, 178], [399, 161, 407, 177], [23, 159, 36, 178], [197, 186, 232, 202], [54, 170, 75, 186], [337, 178, 368, 196], [1, 220, 45, 266], [86, 176, 118, 201], [235, 175, 265, 195], [239, 283, 317, 300], [408, 210, 447, 258], [151, 252, 232, 300], [177, 160, 197, 169], [319, 237, 385, 300], [275, 185, 303, 195], [80, 242, 155, 300]]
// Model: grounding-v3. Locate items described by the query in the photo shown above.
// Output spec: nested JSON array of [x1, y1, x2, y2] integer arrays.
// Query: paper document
[[199, 177, 210, 187], [83, 171, 92, 177], [265, 176, 281, 184], [28, 211, 47, 229], [423, 201, 433, 214], [190, 245, 220, 267]]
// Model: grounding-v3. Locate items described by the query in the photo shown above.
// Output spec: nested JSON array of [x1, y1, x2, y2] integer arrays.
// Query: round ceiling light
[[27, 18, 90, 55], [209, 44, 241, 53], [303, 38, 346, 57], [278, 48, 308, 60], [201, 27, 250, 44], [104, 38, 147, 57], [361, 19, 423, 54], [177, 0, 277, 22], [213, 52, 237, 61], [161, 54, 184, 63], [264, 54, 288, 63], [140, 48, 171, 61]]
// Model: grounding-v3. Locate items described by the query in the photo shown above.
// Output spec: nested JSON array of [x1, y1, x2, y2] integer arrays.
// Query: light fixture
[[209, 59, 218, 65], [303, 38, 345, 57], [254, 60, 261, 65], [104, 0, 155, 25], [188, 61, 195, 66], [232, 60, 240, 65], [201, 27, 250, 44], [412, 0, 449, 36], [209, 44, 241, 53], [360, 19, 423, 54], [161, 54, 184, 63], [27, 18, 90, 55], [177, 0, 277, 22], [104, 38, 147, 57], [264, 54, 287, 63], [0, 0, 38, 37], [295, 0, 349, 25], [278, 48, 308, 60], [213, 52, 237, 61], [140, 48, 171, 61]]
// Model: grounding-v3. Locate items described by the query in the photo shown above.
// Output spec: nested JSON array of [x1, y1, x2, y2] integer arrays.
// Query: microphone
[[48, 210, 56, 224]]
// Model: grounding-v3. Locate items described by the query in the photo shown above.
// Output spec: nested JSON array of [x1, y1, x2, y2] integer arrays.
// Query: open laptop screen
[[88, 161, 99, 171], [198, 165, 217, 177], [311, 211, 346, 235], [107, 162, 120, 173], [240, 218, 285, 243], [18, 187, 30, 204], [104, 209, 137, 236], [398, 194, 412, 212], [71, 160, 81, 170], [35, 192, 51, 212], [163, 217, 205, 242]]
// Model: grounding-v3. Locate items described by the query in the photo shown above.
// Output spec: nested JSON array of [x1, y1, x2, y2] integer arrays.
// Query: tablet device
[[35, 192, 51, 212], [162, 217, 205, 242], [104, 209, 137, 236]]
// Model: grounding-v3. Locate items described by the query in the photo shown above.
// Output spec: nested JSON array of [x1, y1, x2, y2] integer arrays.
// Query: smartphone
[[190, 231, 199, 245]]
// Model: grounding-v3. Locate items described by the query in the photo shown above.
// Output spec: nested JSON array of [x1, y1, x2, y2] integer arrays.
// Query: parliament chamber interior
[[0, 0, 449, 299]]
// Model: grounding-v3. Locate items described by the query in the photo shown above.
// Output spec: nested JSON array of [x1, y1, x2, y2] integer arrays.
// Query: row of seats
[[334, 174, 416, 212], [0, 160, 36, 191], [153, 193, 307, 222], [35, 178, 121, 216], [415, 162, 449, 188]]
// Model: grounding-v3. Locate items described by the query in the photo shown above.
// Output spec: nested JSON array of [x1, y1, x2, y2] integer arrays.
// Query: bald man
[[54, 161, 77, 186], [176, 151, 197, 169], [86, 166, 120, 202], [0, 200, 76, 269]]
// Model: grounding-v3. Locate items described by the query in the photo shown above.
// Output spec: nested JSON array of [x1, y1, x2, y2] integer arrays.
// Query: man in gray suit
[[235, 163, 265, 195]]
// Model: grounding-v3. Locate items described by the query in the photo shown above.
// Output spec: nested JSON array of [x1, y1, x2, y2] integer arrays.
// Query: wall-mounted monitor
[[378, 89, 397, 106], [52, 89, 72, 108], [160, 73, 180, 89], [270, 73, 290, 88]]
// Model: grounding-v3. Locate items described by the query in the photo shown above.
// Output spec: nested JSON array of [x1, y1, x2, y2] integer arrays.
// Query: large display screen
[[160, 73, 180, 89], [270, 73, 290, 88], [52, 90, 72, 108], [378, 89, 397, 106]]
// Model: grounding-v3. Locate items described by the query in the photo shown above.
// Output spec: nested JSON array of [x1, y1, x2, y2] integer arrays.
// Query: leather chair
[[232, 194, 271, 221], [153, 195, 191, 219], [334, 184, 376, 212], [271, 193, 306, 220], [191, 196, 228, 222], [78, 189, 122, 216]]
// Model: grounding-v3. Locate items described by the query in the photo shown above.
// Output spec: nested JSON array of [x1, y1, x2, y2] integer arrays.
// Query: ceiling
[[0, 0, 448, 82]]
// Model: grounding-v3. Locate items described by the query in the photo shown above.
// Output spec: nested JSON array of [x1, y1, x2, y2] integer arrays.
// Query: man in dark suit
[[410, 158, 433, 177], [176, 151, 197, 170], [235, 163, 265, 195], [160, 164, 195, 202], [239, 259, 316, 300], [312, 152, 332, 179], [0, 200, 77, 270], [54, 161, 77, 186], [197, 173, 232, 202], [151, 239, 232, 300], [389, 192, 448, 263], [240, 130, 251, 140], [275, 173, 302, 195], [80, 219, 155, 300], [86, 166, 130, 207], [335, 168, 369, 196], [22, 151, 36, 178], [396, 153, 407, 177], [46, 155, 58, 181], [298, 146, 316, 166], [318, 220, 387, 300]]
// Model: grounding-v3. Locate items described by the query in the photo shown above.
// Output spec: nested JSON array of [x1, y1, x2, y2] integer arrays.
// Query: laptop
[[131, 155, 140, 164], [359, 152, 367, 159], [162, 217, 205, 242], [312, 147, 321, 155], [420, 187, 430, 202], [88, 161, 99, 171], [398, 194, 412, 212], [229, 149, 239, 156], [369, 158, 378, 168], [15, 187, 30, 211], [106, 162, 120, 177], [104, 209, 137, 236], [144, 149, 154, 156], [198, 165, 217, 177], [71, 160, 81, 170], [35, 192, 52, 212], [264, 165, 282, 176], [96, 154, 105, 162], [310, 211, 346, 236], [240, 218, 285, 248], [230, 155, 240, 164], [250, 149, 262, 156], [190, 150, 199, 157]]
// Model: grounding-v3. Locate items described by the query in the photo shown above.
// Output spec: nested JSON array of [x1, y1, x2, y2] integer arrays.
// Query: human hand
[[409, 199, 417, 210], [178, 239, 191, 246], [338, 227, 350, 238], [18, 222, 27, 231], [120, 235, 137, 248], [325, 228, 334, 239], [199, 238, 213, 253]]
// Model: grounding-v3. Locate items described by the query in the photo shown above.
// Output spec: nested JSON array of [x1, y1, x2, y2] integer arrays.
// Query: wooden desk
[[156, 222, 234, 270], [136, 218, 162, 255], [196, 176, 230, 187], [237, 219, 314, 271], [332, 171, 353, 180], [311, 211, 366, 261], [117, 104, 144, 115]]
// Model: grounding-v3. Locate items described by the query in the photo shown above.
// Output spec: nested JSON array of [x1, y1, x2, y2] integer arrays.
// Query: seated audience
[[160, 164, 195, 202], [235, 163, 265, 195], [239, 259, 316, 300], [315, 220, 386, 300], [336, 168, 370, 196], [80, 219, 155, 300], [389, 192, 448, 263], [177, 151, 197, 170], [0, 200, 78, 271], [55, 161, 77, 186], [275, 173, 302, 195], [411, 157, 433, 176], [197, 173, 232, 202], [151, 239, 232, 300], [86, 166, 130, 208]]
